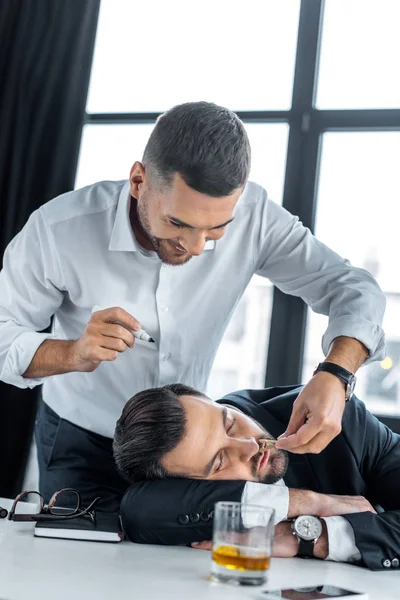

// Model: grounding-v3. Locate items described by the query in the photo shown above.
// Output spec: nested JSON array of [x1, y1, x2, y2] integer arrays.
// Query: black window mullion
[[265, 0, 324, 386]]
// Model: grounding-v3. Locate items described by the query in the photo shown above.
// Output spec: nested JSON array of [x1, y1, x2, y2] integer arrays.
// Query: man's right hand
[[70, 307, 141, 372], [288, 489, 376, 518]]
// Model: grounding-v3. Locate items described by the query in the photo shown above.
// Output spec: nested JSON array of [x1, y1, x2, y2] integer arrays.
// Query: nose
[[181, 231, 207, 256], [228, 437, 260, 462]]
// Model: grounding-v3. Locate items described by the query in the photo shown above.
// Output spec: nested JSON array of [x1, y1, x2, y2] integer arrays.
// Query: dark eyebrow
[[167, 216, 235, 230], [202, 407, 228, 478]]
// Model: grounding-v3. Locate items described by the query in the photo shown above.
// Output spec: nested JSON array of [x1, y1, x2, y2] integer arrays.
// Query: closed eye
[[216, 453, 224, 471], [169, 220, 184, 228], [227, 417, 236, 435], [215, 417, 236, 472]]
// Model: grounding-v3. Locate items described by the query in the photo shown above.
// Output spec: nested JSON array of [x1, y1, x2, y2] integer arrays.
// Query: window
[[86, 0, 300, 113], [317, 0, 400, 109], [302, 132, 400, 414]]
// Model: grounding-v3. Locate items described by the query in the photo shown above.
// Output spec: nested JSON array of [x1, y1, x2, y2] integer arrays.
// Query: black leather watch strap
[[298, 538, 315, 558], [314, 361, 353, 383], [313, 361, 356, 401]]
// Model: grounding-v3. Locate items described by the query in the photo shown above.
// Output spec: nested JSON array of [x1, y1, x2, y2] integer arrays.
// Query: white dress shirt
[[0, 179, 386, 437], [243, 480, 362, 563]]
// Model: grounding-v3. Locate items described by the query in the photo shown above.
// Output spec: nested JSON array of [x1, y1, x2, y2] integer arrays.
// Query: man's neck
[[129, 196, 155, 252]]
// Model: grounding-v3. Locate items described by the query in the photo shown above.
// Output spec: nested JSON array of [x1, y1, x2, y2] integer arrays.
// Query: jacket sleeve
[[120, 478, 245, 545], [342, 398, 400, 570]]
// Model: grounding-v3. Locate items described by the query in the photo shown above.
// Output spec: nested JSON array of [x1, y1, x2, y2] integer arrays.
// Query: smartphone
[[262, 585, 368, 600]]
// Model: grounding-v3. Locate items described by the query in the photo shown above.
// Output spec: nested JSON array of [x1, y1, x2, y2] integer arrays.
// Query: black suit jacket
[[120, 386, 400, 571]]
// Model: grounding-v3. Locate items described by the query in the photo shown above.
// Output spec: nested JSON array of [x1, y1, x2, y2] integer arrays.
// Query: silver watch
[[291, 515, 323, 558]]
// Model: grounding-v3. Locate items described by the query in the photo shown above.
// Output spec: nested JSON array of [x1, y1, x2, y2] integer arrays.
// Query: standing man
[[0, 102, 385, 510]]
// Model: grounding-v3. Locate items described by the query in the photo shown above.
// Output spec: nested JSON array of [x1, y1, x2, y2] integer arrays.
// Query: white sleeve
[[255, 198, 386, 364], [0, 209, 63, 388], [242, 481, 289, 525], [322, 516, 362, 563]]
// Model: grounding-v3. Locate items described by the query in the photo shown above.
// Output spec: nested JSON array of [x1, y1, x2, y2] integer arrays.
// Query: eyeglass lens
[[49, 489, 80, 516], [13, 491, 44, 516]]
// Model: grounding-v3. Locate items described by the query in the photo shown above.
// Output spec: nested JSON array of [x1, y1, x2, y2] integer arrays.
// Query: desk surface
[[0, 498, 398, 600]]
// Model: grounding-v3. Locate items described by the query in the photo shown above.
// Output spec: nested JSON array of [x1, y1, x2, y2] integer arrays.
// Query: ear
[[129, 161, 145, 197]]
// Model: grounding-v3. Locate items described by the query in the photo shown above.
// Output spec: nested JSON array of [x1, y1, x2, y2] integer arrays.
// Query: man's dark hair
[[113, 383, 206, 483], [142, 101, 251, 196]]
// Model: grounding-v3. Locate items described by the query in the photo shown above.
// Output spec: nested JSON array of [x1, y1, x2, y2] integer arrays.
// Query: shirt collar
[[108, 181, 141, 252], [108, 180, 216, 252]]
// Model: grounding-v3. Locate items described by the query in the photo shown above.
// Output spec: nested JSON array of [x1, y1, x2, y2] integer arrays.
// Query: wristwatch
[[291, 515, 323, 558], [313, 361, 357, 401]]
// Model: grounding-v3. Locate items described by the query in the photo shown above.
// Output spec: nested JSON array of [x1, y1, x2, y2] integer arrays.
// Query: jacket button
[[190, 513, 200, 523], [200, 511, 209, 521], [178, 514, 190, 525], [391, 558, 399, 568], [382, 559, 391, 568]]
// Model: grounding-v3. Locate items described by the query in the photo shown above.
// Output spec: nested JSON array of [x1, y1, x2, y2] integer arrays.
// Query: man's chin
[[257, 450, 289, 485], [156, 241, 192, 266]]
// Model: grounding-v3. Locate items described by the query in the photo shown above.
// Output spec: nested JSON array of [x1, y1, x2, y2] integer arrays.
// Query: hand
[[190, 525, 298, 558], [190, 521, 330, 560], [70, 307, 141, 372], [276, 372, 346, 454], [191, 540, 212, 550], [271, 521, 298, 558]]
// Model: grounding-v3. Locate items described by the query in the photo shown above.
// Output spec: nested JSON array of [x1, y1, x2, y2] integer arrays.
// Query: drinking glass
[[211, 501, 275, 586]]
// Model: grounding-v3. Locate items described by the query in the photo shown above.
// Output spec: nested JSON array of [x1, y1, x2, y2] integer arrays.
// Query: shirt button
[[392, 558, 399, 567], [163, 353, 171, 361], [382, 559, 391, 568], [161, 305, 169, 312]]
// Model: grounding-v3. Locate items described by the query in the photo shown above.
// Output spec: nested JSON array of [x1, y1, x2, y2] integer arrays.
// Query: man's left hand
[[275, 372, 346, 454], [190, 524, 298, 558], [191, 521, 328, 559]]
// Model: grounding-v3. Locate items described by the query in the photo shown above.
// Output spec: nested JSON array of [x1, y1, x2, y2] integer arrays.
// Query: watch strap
[[313, 361, 356, 401], [297, 537, 315, 558]]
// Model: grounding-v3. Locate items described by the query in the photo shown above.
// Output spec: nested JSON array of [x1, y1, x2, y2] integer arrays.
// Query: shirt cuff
[[322, 316, 385, 366], [322, 516, 361, 563], [0, 331, 56, 388], [242, 481, 289, 525]]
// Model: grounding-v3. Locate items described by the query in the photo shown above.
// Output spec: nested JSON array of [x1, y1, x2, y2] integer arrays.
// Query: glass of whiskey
[[211, 501, 275, 586]]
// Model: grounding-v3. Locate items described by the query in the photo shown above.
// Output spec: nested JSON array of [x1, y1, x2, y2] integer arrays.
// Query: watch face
[[294, 516, 323, 540]]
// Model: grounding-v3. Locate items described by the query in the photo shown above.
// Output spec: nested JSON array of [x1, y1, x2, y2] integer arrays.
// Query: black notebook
[[34, 512, 124, 543]]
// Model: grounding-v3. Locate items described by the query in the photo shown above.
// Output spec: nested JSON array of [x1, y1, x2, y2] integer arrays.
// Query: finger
[[94, 307, 141, 331], [191, 541, 212, 551], [278, 402, 308, 440], [99, 336, 131, 353], [276, 420, 324, 452], [100, 324, 135, 348], [94, 347, 119, 362], [282, 429, 338, 455]]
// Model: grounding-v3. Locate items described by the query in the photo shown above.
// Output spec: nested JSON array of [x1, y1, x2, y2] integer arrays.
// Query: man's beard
[[137, 196, 192, 266], [253, 446, 289, 485]]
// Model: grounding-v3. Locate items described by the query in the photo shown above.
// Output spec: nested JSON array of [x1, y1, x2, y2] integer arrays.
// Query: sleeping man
[[113, 383, 400, 571]]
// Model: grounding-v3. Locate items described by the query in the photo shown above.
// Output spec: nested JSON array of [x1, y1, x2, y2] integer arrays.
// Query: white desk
[[0, 498, 398, 600]]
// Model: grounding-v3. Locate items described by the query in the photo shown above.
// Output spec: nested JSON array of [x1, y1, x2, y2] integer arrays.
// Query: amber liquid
[[212, 545, 270, 572]]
